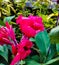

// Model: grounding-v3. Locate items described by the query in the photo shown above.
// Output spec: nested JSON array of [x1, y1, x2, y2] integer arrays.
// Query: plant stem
[[32, 47, 40, 54]]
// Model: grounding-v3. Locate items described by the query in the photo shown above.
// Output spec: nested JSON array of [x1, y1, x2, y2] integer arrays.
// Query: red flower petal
[[20, 25, 36, 37], [12, 45, 17, 55], [16, 15, 33, 26], [20, 49, 31, 60], [5, 22, 16, 40], [16, 15, 44, 37], [18, 35, 33, 49], [33, 22, 44, 30], [10, 53, 20, 65], [5, 22, 10, 29]]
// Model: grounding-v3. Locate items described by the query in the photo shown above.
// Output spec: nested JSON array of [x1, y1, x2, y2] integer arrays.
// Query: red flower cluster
[[0, 15, 44, 65], [16, 15, 44, 37], [10, 35, 33, 65], [0, 22, 16, 45], [0, 21, 33, 65]]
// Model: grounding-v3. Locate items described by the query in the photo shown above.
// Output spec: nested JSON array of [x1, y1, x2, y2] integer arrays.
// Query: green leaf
[[26, 60, 41, 65], [7, 45, 12, 53], [19, 60, 25, 65], [56, 44, 59, 55], [29, 38, 35, 42], [3, 16, 15, 22], [31, 55, 40, 62], [45, 57, 59, 65], [35, 30, 50, 55], [46, 44, 56, 61], [0, 45, 8, 62], [49, 26, 59, 43], [0, 63, 4, 65], [0, 45, 4, 52], [0, 20, 4, 26]]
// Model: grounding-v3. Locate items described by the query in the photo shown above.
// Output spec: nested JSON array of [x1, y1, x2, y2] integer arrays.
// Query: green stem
[[32, 47, 40, 55], [10, 22, 16, 25]]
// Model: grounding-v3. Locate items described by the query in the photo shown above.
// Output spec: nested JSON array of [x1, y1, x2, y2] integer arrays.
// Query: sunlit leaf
[[4, 16, 15, 22], [29, 38, 35, 42], [0, 63, 4, 65], [0, 45, 4, 52], [49, 26, 59, 43], [46, 57, 59, 65]]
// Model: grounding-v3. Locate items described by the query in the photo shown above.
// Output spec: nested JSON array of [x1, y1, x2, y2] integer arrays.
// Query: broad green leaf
[[45, 57, 59, 65], [56, 44, 59, 55], [3, 16, 15, 22], [49, 61, 59, 65], [31, 55, 40, 62], [0, 45, 8, 62], [26, 60, 41, 65], [0, 63, 4, 65], [46, 44, 56, 61], [49, 26, 59, 43], [0, 45, 4, 52], [35, 30, 50, 55], [7, 45, 12, 52]]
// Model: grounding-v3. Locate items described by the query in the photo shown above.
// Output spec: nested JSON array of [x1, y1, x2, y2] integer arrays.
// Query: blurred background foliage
[[0, 0, 58, 29]]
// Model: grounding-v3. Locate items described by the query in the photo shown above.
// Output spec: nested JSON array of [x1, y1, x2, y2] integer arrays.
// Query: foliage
[[0, 0, 58, 29]]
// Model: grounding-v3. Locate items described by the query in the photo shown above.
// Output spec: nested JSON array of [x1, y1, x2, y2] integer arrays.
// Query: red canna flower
[[16, 15, 44, 37], [5, 22, 16, 41], [10, 53, 20, 65], [0, 22, 16, 45], [10, 35, 33, 65], [12, 44, 17, 55], [17, 35, 33, 49]]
